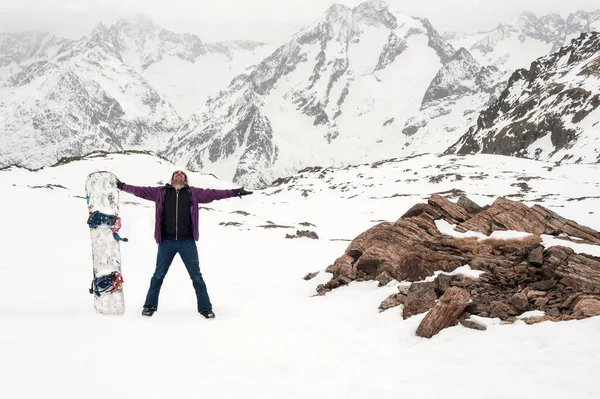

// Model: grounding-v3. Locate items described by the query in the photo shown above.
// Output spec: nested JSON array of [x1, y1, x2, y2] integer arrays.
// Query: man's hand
[[116, 179, 125, 190], [233, 187, 253, 198]]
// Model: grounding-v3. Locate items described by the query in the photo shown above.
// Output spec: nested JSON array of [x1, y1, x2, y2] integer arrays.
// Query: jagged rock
[[457, 195, 483, 215], [286, 230, 319, 239], [318, 194, 600, 329], [416, 287, 471, 338], [527, 245, 544, 266], [402, 281, 438, 319], [526, 289, 547, 300], [303, 272, 319, 280], [572, 296, 600, 317], [460, 319, 487, 331], [376, 271, 394, 286], [455, 197, 547, 235], [489, 301, 518, 319], [544, 247, 600, 292], [509, 293, 530, 312], [529, 279, 556, 291], [434, 273, 452, 294], [379, 293, 407, 312]]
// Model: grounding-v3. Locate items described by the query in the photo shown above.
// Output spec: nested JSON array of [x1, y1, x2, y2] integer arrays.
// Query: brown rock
[[375, 271, 394, 286], [509, 293, 530, 312], [460, 319, 487, 331], [545, 247, 600, 292], [489, 301, 518, 319], [572, 297, 600, 317], [398, 284, 410, 295], [317, 194, 600, 326], [416, 287, 471, 338], [379, 293, 407, 312], [527, 245, 544, 266], [435, 274, 452, 294], [547, 308, 561, 316], [427, 194, 470, 223], [455, 197, 548, 236], [534, 297, 549, 307], [303, 272, 319, 280], [531, 204, 600, 244], [526, 290, 547, 300], [465, 301, 488, 315], [402, 281, 438, 319], [530, 280, 556, 291], [457, 196, 483, 215], [287, 230, 319, 239]]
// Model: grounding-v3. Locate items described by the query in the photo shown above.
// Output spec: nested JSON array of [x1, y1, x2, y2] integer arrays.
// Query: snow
[[517, 310, 546, 319], [143, 49, 273, 119], [1, 152, 600, 398]]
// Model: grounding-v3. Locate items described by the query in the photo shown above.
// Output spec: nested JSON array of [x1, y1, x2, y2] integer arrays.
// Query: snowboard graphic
[[85, 171, 126, 315]]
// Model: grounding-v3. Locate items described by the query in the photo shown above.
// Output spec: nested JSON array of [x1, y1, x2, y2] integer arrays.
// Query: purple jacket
[[121, 184, 235, 244]]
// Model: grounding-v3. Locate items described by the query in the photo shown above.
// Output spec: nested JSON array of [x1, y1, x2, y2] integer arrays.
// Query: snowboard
[[85, 171, 126, 315]]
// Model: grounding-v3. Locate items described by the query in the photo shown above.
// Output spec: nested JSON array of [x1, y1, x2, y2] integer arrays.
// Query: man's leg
[[144, 239, 177, 310], [179, 240, 212, 312]]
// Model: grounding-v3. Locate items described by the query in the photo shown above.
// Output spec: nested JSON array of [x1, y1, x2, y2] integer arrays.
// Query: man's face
[[172, 171, 187, 185]]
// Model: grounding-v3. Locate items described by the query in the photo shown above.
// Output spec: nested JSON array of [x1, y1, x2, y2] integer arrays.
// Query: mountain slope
[[96, 15, 270, 118], [161, 0, 458, 188], [0, 17, 269, 169], [0, 28, 182, 168], [445, 32, 600, 163]]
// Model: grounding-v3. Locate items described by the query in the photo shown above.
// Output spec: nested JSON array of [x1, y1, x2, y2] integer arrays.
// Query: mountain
[[0, 32, 72, 83], [390, 9, 600, 156], [161, 0, 462, 188], [0, 27, 182, 169], [445, 32, 600, 163], [444, 10, 600, 74], [0, 17, 269, 169], [94, 15, 271, 118], [401, 48, 504, 152]]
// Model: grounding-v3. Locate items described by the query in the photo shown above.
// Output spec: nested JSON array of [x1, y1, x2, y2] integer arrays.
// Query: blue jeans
[[144, 239, 212, 312]]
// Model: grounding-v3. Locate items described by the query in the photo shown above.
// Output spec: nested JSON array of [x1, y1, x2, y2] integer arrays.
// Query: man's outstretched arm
[[117, 179, 161, 202], [190, 186, 253, 204]]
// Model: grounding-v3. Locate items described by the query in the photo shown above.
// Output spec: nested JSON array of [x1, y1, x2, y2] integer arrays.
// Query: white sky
[[0, 0, 598, 43]]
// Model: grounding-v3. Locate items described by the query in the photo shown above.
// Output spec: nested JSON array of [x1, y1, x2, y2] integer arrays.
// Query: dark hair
[[171, 170, 188, 184]]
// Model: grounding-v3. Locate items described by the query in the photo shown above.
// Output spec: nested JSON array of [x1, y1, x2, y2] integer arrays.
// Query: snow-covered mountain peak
[[160, 1, 462, 188], [0, 31, 70, 69], [323, 3, 352, 19], [352, 0, 397, 28]]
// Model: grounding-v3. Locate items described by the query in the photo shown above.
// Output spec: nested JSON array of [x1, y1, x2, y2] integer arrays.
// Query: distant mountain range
[[0, 1, 598, 188]]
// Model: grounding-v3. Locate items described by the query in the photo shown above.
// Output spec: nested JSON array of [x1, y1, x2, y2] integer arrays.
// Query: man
[[116, 170, 252, 318]]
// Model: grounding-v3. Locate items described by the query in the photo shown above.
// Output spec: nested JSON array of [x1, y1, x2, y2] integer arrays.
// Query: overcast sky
[[0, 0, 598, 42]]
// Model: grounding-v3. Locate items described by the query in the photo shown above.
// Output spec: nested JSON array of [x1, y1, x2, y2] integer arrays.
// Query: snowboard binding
[[89, 271, 124, 297], [87, 211, 118, 228], [87, 211, 128, 242]]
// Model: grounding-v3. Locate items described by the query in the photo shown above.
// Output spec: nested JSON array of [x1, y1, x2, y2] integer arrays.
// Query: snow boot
[[200, 310, 215, 319], [142, 306, 157, 317]]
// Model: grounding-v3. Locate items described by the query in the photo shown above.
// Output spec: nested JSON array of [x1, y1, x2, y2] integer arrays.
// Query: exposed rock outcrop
[[316, 194, 600, 337]]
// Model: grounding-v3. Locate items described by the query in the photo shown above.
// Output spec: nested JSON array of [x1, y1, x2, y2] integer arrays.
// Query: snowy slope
[[1, 152, 600, 398], [161, 0, 458, 188], [446, 32, 600, 163]]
